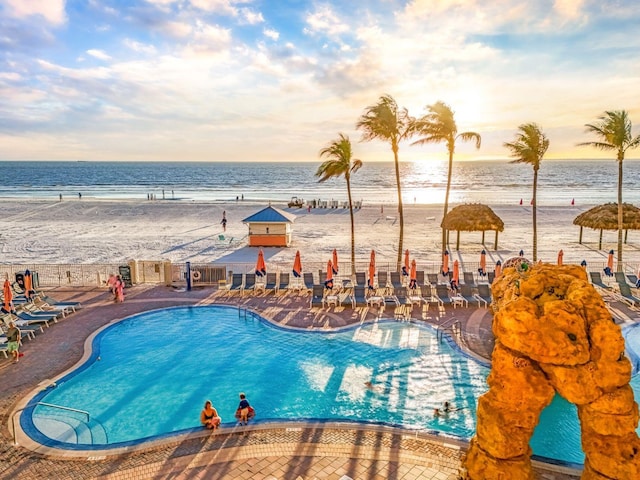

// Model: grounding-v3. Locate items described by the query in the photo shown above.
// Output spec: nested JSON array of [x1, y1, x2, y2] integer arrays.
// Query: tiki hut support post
[[579, 226, 583, 244], [494, 231, 499, 250], [482, 231, 485, 244], [625, 229, 628, 244], [456, 230, 460, 250], [599, 230, 603, 250]]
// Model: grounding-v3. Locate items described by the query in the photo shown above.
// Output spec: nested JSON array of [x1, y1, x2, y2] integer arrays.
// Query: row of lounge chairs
[[589, 271, 640, 308], [0, 292, 82, 359]]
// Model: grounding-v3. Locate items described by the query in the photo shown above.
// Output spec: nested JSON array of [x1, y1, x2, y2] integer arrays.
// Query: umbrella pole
[[599, 229, 603, 250]]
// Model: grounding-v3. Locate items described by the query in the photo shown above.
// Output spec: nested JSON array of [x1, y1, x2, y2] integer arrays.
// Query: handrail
[[37, 402, 90, 421], [436, 316, 459, 342]]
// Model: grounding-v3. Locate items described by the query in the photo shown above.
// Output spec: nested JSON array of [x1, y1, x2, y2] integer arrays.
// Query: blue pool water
[[23, 305, 640, 465]]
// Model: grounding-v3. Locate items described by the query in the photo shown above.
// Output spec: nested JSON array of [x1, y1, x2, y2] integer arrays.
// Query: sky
[[0, 0, 639, 162]]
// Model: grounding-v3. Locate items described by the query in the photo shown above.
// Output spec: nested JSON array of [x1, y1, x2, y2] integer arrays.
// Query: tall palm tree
[[316, 133, 363, 276], [356, 94, 413, 271], [503, 123, 549, 262], [577, 110, 640, 270], [411, 101, 481, 251]]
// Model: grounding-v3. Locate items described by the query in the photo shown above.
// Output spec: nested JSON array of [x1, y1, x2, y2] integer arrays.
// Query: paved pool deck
[[0, 284, 607, 479]]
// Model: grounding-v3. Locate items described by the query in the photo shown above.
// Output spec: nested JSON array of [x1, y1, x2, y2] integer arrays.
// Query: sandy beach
[[0, 198, 639, 274]]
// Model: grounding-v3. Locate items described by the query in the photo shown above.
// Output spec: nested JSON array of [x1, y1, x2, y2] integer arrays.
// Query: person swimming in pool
[[237, 392, 251, 425], [200, 400, 221, 430]]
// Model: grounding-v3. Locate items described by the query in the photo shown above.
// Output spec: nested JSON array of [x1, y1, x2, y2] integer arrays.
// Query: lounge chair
[[32, 297, 75, 316], [310, 285, 325, 308], [319, 271, 327, 285], [463, 272, 476, 287], [278, 272, 291, 292], [589, 271, 612, 290], [1, 314, 41, 338], [377, 271, 389, 292], [435, 284, 453, 307], [487, 271, 495, 284], [351, 286, 369, 307], [420, 284, 442, 308], [261, 273, 277, 293], [476, 284, 492, 307], [628, 274, 639, 288], [22, 303, 64, 321], [427, 273, 438, 286], [460, 284, 483, 308], [393, 286, 412, 305], [227, 273, 244, 293], [303, 272, 315, 291], [415, 270, 425, 288], [617, 283, 640, 307], [390, 272, 403, 289], [355, 272, 367, 287], [41, 294, 82, 309], [242, 273, 256, 296]]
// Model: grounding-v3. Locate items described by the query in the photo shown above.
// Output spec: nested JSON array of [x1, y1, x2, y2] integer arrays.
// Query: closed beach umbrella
[[402, 249, 410, 276], [442, 250, 449, 276], [519, 249, 524, 257], [292, 250, 302, 278], [409, 259, 417, 290], [453, 260, 460, 286], [605, 249, 614, 276], [479, 250, 487, 276], [557, 250, 564, 266], [255, 249, 266, 277], [368, 250, 376, 289], [325, 260, 334, 289], [3, 279, 13, 313], [24, 269, 33, 299], [332, 249, 339, 275], [495, 260, 502, 279]]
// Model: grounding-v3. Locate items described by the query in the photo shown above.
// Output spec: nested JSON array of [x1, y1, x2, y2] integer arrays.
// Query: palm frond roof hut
[[573, 203, 640, 249], [441, 204, 505, 250]]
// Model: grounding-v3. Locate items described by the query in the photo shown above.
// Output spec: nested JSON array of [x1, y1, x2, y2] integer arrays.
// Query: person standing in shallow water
[[237, 392, 251, 425], [221, 211, 227, 232]]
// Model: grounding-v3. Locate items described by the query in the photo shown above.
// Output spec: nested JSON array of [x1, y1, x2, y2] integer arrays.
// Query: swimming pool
[[21, 305, 637, 464]]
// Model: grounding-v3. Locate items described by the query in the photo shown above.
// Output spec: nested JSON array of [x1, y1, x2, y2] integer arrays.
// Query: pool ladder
[[436, 317, 460, 343]]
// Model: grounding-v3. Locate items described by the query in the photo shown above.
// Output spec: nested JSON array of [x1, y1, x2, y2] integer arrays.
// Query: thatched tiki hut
[[441, 204, 505, 250], [573, 203, 640, 249]]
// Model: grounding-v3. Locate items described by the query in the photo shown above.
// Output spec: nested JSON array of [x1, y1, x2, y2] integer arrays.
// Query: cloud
[[3, 0, 66, 25], [263, 28, 279, 41], [86, 49, 112, 61], [123, 39, 158, 55], [304, 4, 350, 37], [239, 8, 264, 25]]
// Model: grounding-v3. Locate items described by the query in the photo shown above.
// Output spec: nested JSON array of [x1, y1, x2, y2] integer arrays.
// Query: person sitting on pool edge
[[200, 400, 221, 430], [237, 392, 251, 425]]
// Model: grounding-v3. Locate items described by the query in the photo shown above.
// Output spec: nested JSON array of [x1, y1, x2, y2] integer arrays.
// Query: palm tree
[[356, 94, 413, 271], [577, 111, 640, 270], [316, 133, 363, 276], [411, 101, 481, 251], [503, 123, 549, 262]]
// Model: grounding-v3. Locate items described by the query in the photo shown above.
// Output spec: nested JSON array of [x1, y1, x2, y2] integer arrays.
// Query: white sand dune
[[0, 198, 638, 272]]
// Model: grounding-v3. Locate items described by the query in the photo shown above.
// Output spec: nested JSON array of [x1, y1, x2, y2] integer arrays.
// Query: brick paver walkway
[[0, 285, 583, 479]]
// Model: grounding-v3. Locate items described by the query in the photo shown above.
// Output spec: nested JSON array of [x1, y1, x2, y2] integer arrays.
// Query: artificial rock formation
[[463, 262, 640, 480]]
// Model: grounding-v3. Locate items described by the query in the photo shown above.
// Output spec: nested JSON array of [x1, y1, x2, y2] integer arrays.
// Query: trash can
[[119, 265, 133, 288]]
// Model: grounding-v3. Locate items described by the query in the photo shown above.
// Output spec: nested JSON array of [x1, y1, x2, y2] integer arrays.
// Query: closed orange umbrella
[[605, 250, 614, 276], [453, 260, 460, 286], [292, 250, 302, 278], [495, 260, 502, 279], [325, 260, 334, 289], [332, 249, 339, 275], [409, 259, 417, 290], [3, 279, 13, 313], [255, 249, 266, 277], [24, 269, 33, 299], [442, 250, 449, 276], [368, 250, 376, 289], [479, 250, 487, 276], [402, 249, 410, 276], [557, 249, 564, 266]]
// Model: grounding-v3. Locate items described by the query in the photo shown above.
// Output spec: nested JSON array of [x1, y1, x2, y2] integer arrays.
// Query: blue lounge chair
[[278, 273, 290, 292], [463, 272, 476, 287], [589, 271, 612, 290], [310, 285, 325, 308], [415, 270, 425, 288], [476, 284, 492, 307], [435, 284, 453, 307], [352, 286, 368, 307], [427, 273, 438, 286], [261, 273, 277, 293], [227, 273, 244, 294], [377, 271, 389, 292], [355, 272, 367, 287], [242, 274, 256, 295], [628, 274, 639, 288], [461, 284, 483, 308], [390, 272, 402, 289], [303, 273, 315, 291], [617, 283, 640, 307]]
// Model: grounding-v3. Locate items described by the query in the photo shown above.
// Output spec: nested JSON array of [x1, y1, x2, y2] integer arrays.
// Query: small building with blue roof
[[242, 206, 296, 247]]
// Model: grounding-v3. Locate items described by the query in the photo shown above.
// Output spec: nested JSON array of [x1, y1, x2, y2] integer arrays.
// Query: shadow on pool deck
[[0, 285, 582, 479]]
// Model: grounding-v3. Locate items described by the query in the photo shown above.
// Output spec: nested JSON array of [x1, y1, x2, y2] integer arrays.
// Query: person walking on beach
[[221, 211, 227, 232], [78, 192, 82, 199], [7, 321, 21, 363]]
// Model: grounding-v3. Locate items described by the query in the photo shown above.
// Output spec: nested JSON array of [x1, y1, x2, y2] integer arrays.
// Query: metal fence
[[0, 258, 628, 288]]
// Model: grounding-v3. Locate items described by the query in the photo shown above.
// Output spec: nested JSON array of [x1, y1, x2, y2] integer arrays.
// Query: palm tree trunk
[[346, 175, 356, 278], [532, 168, 538, 261], [442, 146, 453, 251], [617, 155, 623, 271], [393, 145, 404, 271]]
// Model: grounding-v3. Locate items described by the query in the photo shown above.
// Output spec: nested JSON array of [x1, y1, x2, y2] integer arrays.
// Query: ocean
[[1, 159, 639, 207]]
